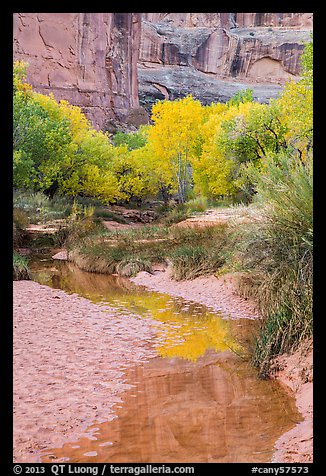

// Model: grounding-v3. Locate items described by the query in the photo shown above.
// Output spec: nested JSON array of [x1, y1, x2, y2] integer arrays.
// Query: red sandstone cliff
[[138, 13, 312, 107], [13, 13, 313, 130], [13, 13, 141, 130]]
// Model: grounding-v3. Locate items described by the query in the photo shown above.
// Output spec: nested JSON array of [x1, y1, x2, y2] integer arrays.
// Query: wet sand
[[13, 281, 159, 462], [41, 350, 300, 464]]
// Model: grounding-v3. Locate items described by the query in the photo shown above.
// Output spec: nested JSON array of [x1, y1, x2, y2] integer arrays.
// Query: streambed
[[14, 254, 300, 463]]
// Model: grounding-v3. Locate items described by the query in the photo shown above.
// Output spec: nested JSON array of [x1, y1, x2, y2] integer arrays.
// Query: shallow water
[[30, 256, 300, 463], [30, 258, 249, 362]]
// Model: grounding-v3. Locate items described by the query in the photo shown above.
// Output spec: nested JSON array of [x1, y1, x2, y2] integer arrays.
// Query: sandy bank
[[271, 341, 313, 463], [13, 267, 312, 463], [13, 281, 159, 463], [131, 267, 259, 320]]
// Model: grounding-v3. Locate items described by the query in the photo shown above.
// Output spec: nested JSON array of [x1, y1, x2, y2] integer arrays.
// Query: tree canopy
[[13, 39, 313, 204]]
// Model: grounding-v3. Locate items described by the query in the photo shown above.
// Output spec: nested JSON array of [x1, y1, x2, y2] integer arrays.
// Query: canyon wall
[[138, 13, 312, 107], [13, 13, 141, 130], [13, 13, 312, 130]]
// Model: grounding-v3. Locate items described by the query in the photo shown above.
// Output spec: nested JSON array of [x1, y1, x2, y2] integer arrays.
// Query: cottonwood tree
[[276, 39, 313, 161], [148, 95, 204, 203]]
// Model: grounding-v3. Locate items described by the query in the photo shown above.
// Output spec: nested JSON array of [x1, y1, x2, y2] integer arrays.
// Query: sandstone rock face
[[13, 13, 313, 129], [138, 13, 312, 109], [234, 12, 313, 28], [13, 13, 141, 129], [138, 67, 283, 107]]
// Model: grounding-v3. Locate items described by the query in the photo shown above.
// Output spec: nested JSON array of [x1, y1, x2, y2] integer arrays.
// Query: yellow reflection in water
[[123, 295, 242, 362], [31, 260, 242, 362]]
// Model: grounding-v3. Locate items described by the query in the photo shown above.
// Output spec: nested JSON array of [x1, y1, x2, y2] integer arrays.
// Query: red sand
[[271, 341, 313, 463], [13, 281, 159, 462]]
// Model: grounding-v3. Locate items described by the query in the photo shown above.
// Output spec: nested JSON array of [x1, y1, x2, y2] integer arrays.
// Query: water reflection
[[30, 259, 246, 362], [41, 350, 300, 463], [30, 255, 300, 463]]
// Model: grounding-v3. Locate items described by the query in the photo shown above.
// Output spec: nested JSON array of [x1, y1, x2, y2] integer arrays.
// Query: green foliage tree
[[13, 61, 121, 203], [13, 88, 73, 193], [111, 126, 149, 151], [300, 37, 313, 86], [227, 88, 253, 107]]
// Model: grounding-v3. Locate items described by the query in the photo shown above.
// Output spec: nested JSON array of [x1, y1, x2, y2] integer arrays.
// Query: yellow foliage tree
[[148, 95, 205, 203], [13, 60, 32, 94], [276, 38, 313, 161], [276, 82, 312, 161], [193, 101, 256, 197], [129, 144, 175, 202]]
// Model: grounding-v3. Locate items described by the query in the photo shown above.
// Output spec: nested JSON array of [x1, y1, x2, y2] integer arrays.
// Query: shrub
[[13, 252, 31, 280], [240, 153, 313, 375], [161, 205, 190, 225], [185, 196, 208, 213], [13, 207, 29, 247], [13, 207, 29, 229], [170, 245, 224, 280], [169, 223, 231, 280], [251, 301, 312, 378], [13, 190, 71, 223], [169, 222, 230, 245], [64, 217, 108, 249], [93, 208, 129, 223]]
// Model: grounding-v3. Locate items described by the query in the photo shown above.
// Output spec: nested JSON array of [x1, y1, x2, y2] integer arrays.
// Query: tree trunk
[[43, 180, 59, 199]]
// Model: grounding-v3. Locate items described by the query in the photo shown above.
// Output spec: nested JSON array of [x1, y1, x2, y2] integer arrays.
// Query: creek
[[29, 254, 300, 463]]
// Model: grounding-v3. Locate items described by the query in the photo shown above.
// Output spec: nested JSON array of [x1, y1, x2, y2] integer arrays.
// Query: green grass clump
[[69, 234, 167, 276], [103, 225, 168, 242], [66, 222, 167, 276], [13, 252, 31, 280], [13, 207, 29, 229], [170, 245, 224, 280], [13, 207, 29, 247], [67, 220, 232, 279], [93, 208, 129, 223], [64, 216, 108, 247], [161, 205, 190, 225], [116, 258, 152, 277], [251, 300, 312, 378], [169, 223, 231, 280], [13, 190, 72, 223], [239, 153, 313, 376], [185, 196, 208, 213]]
